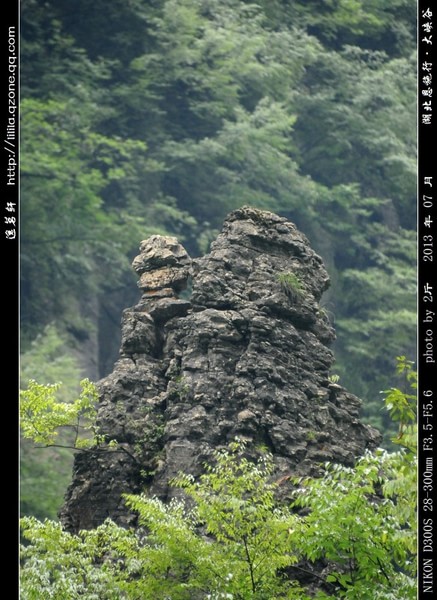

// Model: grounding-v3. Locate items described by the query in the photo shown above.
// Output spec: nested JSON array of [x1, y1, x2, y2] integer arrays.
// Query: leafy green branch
[[381, 355, 417, 449], [20, 379, 119, 453]]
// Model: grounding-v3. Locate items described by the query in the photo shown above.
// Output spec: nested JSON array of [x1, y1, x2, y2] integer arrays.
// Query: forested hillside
[[21, 0, 416, 519]]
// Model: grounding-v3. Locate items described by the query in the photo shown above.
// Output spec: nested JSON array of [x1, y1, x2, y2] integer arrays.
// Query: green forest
[[20, 0, 417, 596], [20, 361, 418, 598]]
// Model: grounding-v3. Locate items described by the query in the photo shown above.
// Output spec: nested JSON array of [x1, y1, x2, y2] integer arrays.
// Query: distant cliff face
[[61, 207, 380, 532]]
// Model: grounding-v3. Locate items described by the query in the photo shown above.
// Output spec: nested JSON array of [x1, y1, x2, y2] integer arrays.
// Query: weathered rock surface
[[61, 207, 380, 532]]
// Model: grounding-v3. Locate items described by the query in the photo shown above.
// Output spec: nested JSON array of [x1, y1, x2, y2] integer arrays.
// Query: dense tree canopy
[[21, 0, 416, 517]]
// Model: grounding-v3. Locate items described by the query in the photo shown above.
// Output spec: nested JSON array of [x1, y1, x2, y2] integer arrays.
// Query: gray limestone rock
[[60, 207, 380, 532]]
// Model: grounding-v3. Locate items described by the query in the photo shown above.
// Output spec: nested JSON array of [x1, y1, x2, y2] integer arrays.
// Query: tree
[[291, 355, 417, 598], [20, 378, 100, 449], [20, 358, 417, 598], [21, 441, 306, 599], [20, 324, 85, 520], [166, 441, 303, 599], [292, 451, 416, 598], [20, 95, 159, 344]]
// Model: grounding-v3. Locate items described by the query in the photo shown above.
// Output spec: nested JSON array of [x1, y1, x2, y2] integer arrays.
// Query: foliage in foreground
[[20, 379, 99, 448], [20, 358, 416, 598], [20, 446, 416, 599], [20, 324, 87, 519]]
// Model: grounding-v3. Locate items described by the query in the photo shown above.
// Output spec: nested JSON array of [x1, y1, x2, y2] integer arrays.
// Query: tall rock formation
[[61, 207, 380, 532]]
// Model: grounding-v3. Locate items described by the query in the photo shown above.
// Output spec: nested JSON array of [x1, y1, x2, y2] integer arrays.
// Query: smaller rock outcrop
[[120, 235, 192, 356]]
